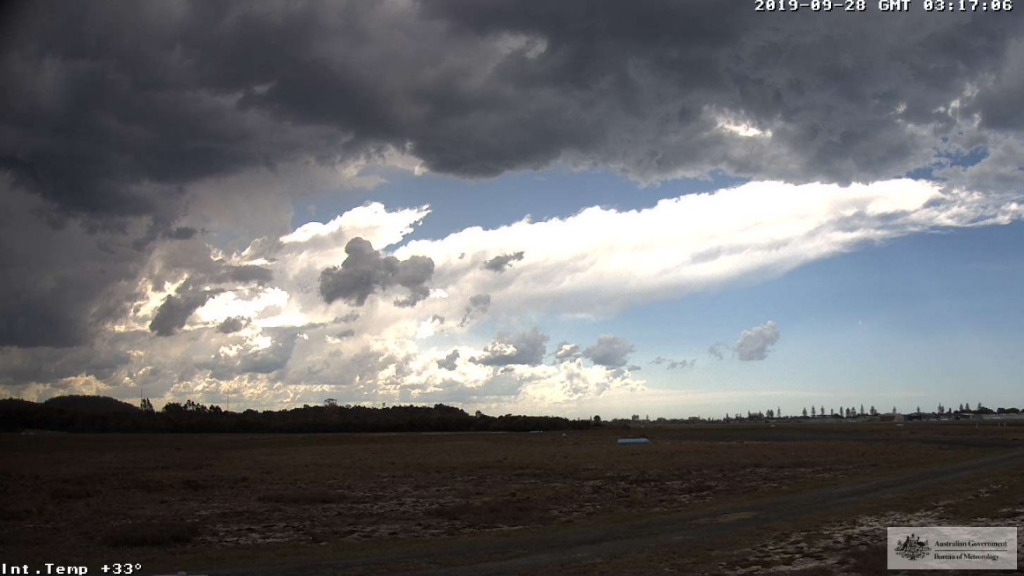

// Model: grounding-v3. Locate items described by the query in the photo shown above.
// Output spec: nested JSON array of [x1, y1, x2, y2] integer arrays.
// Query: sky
[[2, 1, 1023, 419]]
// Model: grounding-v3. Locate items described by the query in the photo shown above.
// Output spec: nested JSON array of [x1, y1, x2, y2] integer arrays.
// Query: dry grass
[[0, 423, 1020, 573], [101, 520, 199, 547]]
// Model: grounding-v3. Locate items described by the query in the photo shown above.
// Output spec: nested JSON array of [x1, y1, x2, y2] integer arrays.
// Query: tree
[[802, 407, 808, 418], [140, 398, 154, 413], [860, 404, 865, 415], [937, 403, 944, 414], [811, 406, 816, 417]]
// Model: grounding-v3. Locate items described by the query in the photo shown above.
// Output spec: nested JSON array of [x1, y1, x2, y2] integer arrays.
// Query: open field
[[2, 422, 1023, 575]]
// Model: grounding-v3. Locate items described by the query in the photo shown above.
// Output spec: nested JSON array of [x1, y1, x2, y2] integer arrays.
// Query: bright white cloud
[[7, 177, 1021, 411], [397, 179, 1022, 319]]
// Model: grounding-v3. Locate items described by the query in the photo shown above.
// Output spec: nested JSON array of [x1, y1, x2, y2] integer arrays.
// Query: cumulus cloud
[[483, 251, 524, 273], [734, 321, 781, 362], [319, 237, 435, 307], [583, 335, 635, 368], [471, 328, 549, 366]]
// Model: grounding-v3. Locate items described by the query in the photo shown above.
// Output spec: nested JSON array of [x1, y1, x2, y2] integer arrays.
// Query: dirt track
[[206, 445, 1024, 576]]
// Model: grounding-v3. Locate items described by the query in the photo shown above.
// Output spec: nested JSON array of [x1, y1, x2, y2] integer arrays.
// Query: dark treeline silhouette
[[0, 395, 591, 434]]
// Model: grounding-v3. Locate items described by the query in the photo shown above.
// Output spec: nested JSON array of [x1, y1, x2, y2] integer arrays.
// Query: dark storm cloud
[[5, 0, 1021, 222], [3, 0, 1023, 351], [483, 251, 524, 273], [319, 237, 434, 307], [583, 334, 634, 368], [471, 328, 548, 366], [149, 290, 220, 337]]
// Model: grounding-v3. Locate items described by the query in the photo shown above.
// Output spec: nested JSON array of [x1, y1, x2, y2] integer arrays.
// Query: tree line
[[0, 395, 592, 434]]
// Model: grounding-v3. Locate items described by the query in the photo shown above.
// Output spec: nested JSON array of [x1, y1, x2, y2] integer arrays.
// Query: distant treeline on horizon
[[0, 395, 594, 434]]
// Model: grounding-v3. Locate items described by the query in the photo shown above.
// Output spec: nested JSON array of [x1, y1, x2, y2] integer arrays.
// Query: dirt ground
[[1, 422, 1022, 575]]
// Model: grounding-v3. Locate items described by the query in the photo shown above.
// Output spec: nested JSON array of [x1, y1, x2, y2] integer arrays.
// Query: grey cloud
[[3, 1, 1024, 352], [5, 1, 1020, 224], [319, 237, 434, 307], [333, 312, 360, 323], [163, 226, 198, 240], [583, 335, 634, 368], [667, 359, 695, 370], [148, 289, 220, 337], [471, 328, 548, 366], [437, 349, 460, 371], [0, 344, 131, 387], [216, 316, 247, 334], [203, 328, 301, 379], [708, 343, 727, 360], [0, 182, 146, 348], [224, 265, 274, 285], [554, 342, 581, 362], [734, 321, 781, 362], [483, 251, 524, 273], [459, 293, 492, 327], [653, 356, 694, 369]]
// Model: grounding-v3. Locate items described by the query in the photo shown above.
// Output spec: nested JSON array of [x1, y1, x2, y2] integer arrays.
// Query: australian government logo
[[887, 527, 1017, 570], [894, 533, 931, 561]]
